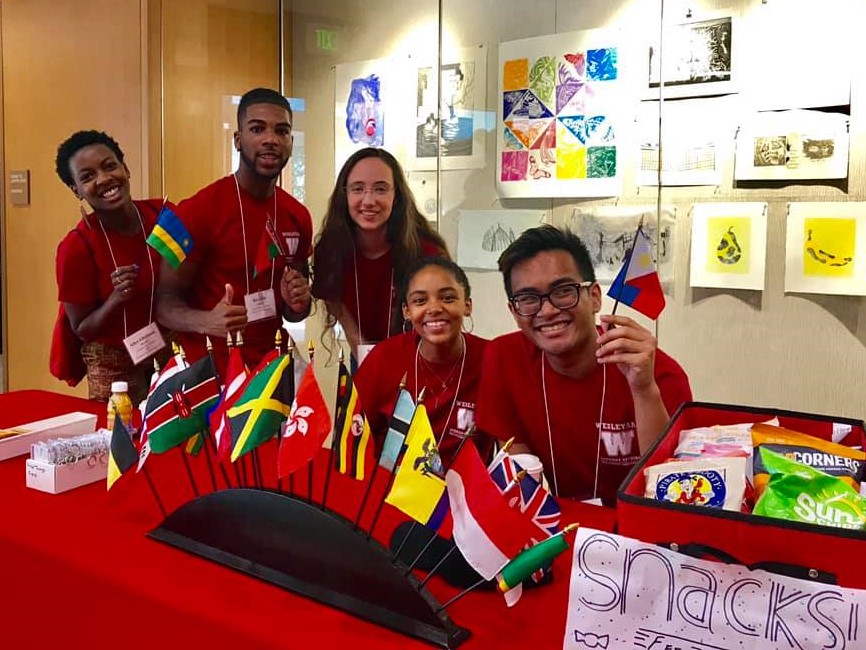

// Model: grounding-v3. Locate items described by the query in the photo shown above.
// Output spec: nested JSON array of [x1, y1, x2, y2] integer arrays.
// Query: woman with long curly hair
[[311, 147, 447, 362]]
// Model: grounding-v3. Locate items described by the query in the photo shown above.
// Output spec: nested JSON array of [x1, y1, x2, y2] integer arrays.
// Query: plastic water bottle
[[107, 381, 133, 432]]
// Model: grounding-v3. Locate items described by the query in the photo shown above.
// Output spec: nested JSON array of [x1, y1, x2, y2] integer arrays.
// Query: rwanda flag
[[144, 355, 220, 453], [107, 416, 137, 490], [228, 353, 294, 462], [332, 361, 372, 480], [147, 204, 193, 269]]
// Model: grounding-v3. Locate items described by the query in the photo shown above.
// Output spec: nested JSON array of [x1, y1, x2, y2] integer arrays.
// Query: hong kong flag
[[277, 364, 332, 478]]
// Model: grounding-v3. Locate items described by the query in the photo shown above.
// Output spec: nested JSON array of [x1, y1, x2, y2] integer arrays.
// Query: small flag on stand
[[607, 226, 665, 319], [107, 415, 137, 491], [277, 363, 332, 477], [379, 387, 416, 471], [495, 523, 578, 606], [143, 355, 220, 454], [332, 361, 372, 480], [228, 351, 293, 462], [445, 443, 539, 581], [146, 204, 193, 269], [385, 404, 449, 530], [137, 353, 185, 471], [210, 341, 250, 461]]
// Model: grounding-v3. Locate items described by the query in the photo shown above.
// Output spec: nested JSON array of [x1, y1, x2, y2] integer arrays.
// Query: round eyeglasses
[[346, 182, 393, 197], [509, 281, 593, 317]]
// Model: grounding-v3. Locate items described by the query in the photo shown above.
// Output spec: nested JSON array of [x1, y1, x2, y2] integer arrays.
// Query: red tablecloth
[[0, 390, 616, 649]]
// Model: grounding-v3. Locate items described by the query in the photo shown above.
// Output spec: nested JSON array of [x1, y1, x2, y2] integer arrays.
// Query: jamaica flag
[[228, 353, 294, 462]]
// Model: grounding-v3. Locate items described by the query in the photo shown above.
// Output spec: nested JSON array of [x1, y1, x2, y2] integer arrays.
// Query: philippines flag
[[607, 227, 665, 319]]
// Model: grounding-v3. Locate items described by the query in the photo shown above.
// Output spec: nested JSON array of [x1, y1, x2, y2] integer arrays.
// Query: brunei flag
[[228, 352, 293, 462], [107, 416, 138, 490], [332, 361, 372, 480], [385, 404, 449, 530], [146, 204, 193, 269], [143, 356, 220, 454], [607, 226, 665, 319]]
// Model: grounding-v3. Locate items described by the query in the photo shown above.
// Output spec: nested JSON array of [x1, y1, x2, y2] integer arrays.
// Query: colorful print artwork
[[690, 202, 767, 291], [498, 31, 623, 198]]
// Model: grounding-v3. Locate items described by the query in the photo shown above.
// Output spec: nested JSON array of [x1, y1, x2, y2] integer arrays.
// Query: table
[[0, 390, 617, 648]]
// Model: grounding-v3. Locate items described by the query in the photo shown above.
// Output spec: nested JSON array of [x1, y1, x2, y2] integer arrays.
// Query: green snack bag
[[753, 448, 866, 530]]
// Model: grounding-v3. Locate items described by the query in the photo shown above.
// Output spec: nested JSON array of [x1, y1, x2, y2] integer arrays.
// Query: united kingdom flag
[[488, 452, 561, 543]]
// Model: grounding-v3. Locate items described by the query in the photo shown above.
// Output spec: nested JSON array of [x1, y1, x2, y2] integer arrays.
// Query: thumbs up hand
[[201, 283, 247, 336]]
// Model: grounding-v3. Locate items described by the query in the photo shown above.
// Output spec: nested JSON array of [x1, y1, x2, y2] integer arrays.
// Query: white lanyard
[[233, 173, 277, 296], [96, 204, 154, 338], [540, 353, 606, 499], [352, 247, 393, 344], [414, 334, 466, 445]]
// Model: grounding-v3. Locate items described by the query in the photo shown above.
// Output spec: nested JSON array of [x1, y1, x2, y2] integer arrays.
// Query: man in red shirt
[[156, 88, 312, 377], [476, 225, 691, 506]]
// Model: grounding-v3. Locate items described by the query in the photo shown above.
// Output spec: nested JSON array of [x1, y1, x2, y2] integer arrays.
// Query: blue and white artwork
[[345, 74, 384, 146]]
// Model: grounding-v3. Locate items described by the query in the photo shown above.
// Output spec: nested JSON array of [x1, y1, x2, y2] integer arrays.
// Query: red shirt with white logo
[[174, 175, 312, 377], [476, 330, 692, 505], [354, 331, 491, 463]]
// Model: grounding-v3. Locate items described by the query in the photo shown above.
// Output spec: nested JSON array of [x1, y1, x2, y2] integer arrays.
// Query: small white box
[[26, 455, 107, 494], [0, 412, 98, 461]]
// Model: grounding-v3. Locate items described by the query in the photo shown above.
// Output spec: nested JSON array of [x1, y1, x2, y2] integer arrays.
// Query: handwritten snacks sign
[[564, 528, 863, 649]]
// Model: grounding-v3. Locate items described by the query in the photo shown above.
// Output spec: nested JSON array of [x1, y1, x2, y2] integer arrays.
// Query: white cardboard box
[[26, 455, 107, 494], [0, 412, 98, 461]]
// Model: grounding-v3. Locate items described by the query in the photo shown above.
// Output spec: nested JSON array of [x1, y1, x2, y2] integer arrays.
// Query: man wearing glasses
[[476, 225, 691, 506]]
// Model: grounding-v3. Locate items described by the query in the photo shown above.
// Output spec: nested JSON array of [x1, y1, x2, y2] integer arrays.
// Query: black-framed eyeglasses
[[509, 281, 593, 317]]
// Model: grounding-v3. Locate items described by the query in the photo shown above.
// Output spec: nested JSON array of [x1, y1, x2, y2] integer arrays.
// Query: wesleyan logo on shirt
[[597, 421, 638, 464], [448, 401, 476, 438], [282, 231, 300, 260]]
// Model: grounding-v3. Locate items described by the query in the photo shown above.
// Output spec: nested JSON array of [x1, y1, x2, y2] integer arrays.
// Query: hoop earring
[[462, 315, 474, 333], [403, 318, 412, 334]]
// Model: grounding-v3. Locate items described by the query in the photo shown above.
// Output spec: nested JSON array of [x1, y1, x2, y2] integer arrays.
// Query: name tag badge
[[356, 343, 376, 367], [245, 289, 277, 322], [123, 322, 167, 365]]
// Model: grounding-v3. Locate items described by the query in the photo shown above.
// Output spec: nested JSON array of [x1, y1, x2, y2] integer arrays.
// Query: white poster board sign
[[564, 528, 865, 650]]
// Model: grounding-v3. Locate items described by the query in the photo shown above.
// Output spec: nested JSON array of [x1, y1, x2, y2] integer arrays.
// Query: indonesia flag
[[607, 227, 665, 319], [445, 444, 539, 581]]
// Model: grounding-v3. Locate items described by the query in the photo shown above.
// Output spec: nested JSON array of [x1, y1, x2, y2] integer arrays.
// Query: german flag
[[107, 415, 137, 490], [332, 361, 372, 480]]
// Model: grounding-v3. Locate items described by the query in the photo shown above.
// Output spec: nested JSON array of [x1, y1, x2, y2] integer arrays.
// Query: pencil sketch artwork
[[567, 207, 675, 284], [457, 210, 546, 270], [648, 16, 736, 98]]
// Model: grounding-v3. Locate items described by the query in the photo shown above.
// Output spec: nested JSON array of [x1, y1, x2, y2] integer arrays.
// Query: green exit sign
[[315, 29, 339, 52]]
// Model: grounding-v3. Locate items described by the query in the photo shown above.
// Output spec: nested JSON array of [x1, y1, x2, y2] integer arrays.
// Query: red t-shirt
[[354, 332, 490, 463], [316, 238, 444, 344], [476, 330, 692, 505], [56, 199, 165, 347], [174, 176, 313, 377]]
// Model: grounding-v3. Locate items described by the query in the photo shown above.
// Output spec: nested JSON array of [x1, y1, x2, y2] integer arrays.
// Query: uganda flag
[[228, 353, 294, 462], [143, 355, 220, 454], [146, 204, 193, 269], [107, 416, 137, 491], [332, 361, 372, 480]]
